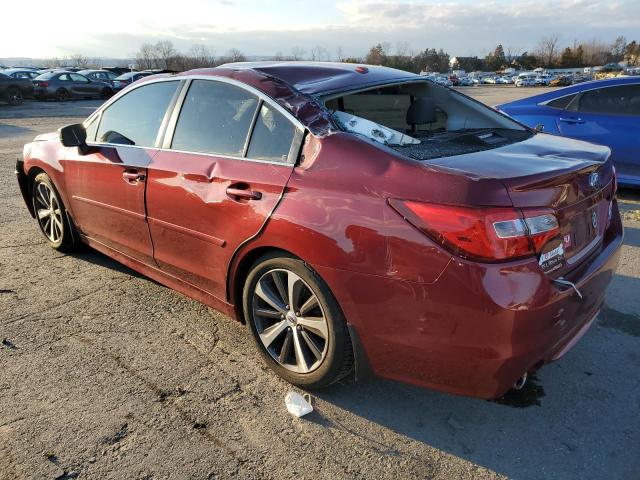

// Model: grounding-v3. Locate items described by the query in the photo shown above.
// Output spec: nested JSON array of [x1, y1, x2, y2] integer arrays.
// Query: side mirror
[[59, 123, 87, 147]]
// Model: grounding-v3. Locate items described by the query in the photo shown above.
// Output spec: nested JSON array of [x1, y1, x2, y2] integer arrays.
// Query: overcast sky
[[2, 0, 639, 59]]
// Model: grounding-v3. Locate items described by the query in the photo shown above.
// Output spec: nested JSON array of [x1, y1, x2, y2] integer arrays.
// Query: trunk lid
[[427, 132, 615, 274]]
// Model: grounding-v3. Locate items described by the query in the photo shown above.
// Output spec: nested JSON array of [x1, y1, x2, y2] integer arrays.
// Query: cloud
[[1, 0, 639, 59]]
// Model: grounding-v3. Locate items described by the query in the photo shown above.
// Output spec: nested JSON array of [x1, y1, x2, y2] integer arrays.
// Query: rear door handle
[[558, 117, 585, 124], [226, 186, 262, 200]]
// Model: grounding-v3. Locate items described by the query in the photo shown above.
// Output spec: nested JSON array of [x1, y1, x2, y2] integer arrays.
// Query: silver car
[[32, 71, 113, 101]]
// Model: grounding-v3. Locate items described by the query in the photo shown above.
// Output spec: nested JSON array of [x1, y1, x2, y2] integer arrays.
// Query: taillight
[[388, 199, 559, 262], [37, 81, 49, 87]]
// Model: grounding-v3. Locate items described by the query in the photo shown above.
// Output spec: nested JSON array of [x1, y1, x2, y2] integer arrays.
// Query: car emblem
[[589, 172, 600, 189], [592, 211, 598, 229]]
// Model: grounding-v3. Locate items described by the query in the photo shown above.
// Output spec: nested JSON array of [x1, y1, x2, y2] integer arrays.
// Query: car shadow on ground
[[313, 273, 640, 480], [62, 245, 640, 480]]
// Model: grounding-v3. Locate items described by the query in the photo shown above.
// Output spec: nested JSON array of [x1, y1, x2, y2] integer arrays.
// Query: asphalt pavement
[[1, 87, 639, 479]]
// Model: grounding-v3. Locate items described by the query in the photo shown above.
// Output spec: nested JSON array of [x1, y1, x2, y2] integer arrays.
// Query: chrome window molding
[[83, 74, 306, 166], [538, 80, 640, 108]]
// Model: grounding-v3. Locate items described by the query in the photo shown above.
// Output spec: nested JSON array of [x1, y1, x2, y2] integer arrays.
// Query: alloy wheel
[[34, 181, 63, 243], [252, 268, 329, 373]]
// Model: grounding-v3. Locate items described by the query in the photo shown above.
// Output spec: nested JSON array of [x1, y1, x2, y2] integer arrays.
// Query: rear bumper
[[315, 201, 623, 399]]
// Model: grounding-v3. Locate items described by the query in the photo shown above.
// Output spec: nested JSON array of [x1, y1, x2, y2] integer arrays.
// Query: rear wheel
[[31, 173, 79, 252], [243, 253, 353, 389], [7, 87, 23, 106], [56, 88, 69, 102]]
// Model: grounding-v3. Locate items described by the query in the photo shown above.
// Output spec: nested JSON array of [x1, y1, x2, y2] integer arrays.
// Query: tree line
[[39, 35, 640, 74]]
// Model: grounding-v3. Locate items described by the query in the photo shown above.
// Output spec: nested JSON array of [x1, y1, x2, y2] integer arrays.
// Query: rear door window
[[171, 80, 259, 156], [575, 85, 640, 115], [96, 80, 179, 147], [70, 73, 89, 83], [246, 103, 296, 162]]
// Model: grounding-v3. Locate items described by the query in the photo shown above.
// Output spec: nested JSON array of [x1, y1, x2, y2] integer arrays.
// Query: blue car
[[496, 77, 640, 187]]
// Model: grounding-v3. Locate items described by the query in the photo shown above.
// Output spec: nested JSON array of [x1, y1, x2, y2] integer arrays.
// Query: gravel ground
[[1, 86, 639, 480]]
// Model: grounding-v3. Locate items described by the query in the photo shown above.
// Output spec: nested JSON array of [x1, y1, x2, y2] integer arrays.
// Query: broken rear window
[[323, 81, 532, 161]]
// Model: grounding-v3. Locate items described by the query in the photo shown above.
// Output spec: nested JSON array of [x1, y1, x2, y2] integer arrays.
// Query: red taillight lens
[[388, 199, 559, 262], [38, 81, 49, 87]]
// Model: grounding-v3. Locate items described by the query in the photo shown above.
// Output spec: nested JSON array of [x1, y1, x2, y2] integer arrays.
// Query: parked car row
[[0, 66, 169, 105]]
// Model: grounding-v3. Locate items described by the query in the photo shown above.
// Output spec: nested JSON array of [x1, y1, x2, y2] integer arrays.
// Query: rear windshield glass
[[324, 81, 530, 161], [35, 72, 54, 80]]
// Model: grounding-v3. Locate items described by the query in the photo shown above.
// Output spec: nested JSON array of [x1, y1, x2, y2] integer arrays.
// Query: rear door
[[69, 73, 94, 96], [557, 83, 640, 182], [63, 79, 181, 263], [146, 78, 304, 299]]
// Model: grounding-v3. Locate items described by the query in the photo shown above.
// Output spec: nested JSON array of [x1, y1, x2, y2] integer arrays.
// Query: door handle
[[558, 117, 585, 124], [122, 170, 145, 182], [226, 186, 262, 200]]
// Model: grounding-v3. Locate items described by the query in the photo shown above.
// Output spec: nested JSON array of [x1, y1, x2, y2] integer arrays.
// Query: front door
[[63, 79, 182, 264], [146, 79, 303, 299]]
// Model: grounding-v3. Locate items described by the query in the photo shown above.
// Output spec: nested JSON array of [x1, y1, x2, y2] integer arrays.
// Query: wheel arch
[[228, 244, 371, 381], [229, 245, 297, 324]]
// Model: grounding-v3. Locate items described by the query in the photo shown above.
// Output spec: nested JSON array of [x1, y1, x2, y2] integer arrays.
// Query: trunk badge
[[589, 172, 600, 189], [592, 211, 598, 229], [563, 234, 572, 248]]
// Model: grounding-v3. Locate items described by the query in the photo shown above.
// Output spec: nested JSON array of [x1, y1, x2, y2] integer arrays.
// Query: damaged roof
[[214, 61, 419, 95]]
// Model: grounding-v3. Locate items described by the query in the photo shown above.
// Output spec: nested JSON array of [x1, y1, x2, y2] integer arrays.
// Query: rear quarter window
[[246, 104, 296, 163], [545, 94, 577, 110]]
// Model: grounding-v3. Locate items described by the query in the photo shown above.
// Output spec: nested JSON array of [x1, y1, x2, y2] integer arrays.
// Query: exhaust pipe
[[513, 372, 528, 390]]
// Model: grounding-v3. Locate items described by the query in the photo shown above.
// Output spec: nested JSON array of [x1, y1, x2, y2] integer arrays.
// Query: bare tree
[[335, 46, 344, 62], [224, 48, 247, 63], [135, 43, 156, 70], [310, 45, 330, 61], [68, 54, 89, 68], [154, 40, 178, 69], [535, 35, 560, 67], [291, 46, 306, 60], [504, 46, 521, 64], [187, 44, 216, 68], [395, 41, 411, 57]]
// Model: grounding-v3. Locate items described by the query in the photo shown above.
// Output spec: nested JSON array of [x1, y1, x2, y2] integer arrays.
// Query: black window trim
[[538, 81, 640, 115]]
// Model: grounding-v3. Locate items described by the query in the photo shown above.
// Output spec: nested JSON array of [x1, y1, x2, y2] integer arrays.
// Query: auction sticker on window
[[539, 242, 565, 273]]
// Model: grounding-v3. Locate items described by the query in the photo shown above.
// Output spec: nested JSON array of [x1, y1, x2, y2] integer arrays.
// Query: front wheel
[[32, 173, 79, 252], [243, 254, 353, 389]]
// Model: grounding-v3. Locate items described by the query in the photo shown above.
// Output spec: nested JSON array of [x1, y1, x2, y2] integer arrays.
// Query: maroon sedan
[[16, 63, 622, 399]]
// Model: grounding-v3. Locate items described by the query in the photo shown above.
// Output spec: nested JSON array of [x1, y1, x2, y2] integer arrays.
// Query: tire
[[243, 253, 353, 389], [31, 173, 79, 252], [7, 87, 23, 106], [101, 87, 113, 99], [56, 88, 69, 102]]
